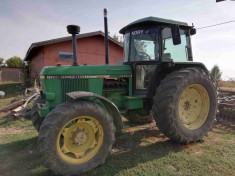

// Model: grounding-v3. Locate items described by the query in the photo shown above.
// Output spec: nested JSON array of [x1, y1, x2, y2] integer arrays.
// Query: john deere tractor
[[32, 9, 217, 175]]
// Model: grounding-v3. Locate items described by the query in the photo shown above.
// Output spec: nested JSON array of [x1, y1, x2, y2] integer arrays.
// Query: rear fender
[[66, 91, 123, 134]]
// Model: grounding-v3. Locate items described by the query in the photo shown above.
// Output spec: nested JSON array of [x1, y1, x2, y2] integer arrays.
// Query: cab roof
[[119, 16, 193, 34]]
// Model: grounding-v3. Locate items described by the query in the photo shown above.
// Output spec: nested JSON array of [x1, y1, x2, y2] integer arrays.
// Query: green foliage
[[21, 61, 36, 88], [0, 57, 4, 68], [210, 65, 222, 82], [34, 80, 38, 88], [113, 34, 124, 44], [5, 56, 23, 67]]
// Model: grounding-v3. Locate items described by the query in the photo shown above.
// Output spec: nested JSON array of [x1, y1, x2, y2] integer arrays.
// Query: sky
[[0, 0, 235, 79]]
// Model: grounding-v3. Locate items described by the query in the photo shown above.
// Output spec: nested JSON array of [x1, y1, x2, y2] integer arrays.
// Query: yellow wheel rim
[[57, 116, 104, 164], [179, 84, 210, 130]]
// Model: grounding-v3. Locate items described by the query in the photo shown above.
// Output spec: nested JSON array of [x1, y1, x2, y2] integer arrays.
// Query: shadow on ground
[[0, 136, 51, 176], [0, 122, 185, 176], [81, 123, 185, 176]]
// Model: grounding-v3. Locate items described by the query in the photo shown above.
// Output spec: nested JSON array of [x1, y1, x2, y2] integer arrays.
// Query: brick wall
[[29, 35, 123, 75]]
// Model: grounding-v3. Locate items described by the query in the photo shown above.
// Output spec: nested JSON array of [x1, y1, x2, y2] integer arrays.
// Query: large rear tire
[[152, 68, 217, 143], [38, 100, 115, 176]]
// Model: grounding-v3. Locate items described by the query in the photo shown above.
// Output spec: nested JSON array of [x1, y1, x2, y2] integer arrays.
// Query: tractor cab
[[119, 17, 196, 94]]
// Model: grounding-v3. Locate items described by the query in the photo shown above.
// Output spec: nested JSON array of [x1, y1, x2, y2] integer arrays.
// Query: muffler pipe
[[67, 25, 80, 66], [104, 8, 109, 65]]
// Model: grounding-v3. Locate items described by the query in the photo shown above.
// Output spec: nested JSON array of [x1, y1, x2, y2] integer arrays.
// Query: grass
[[0, 107, 234, 176], [0, 95, 24, 111], [219, 81, 235, 88], [0, 82, 22, 98], [0, 82, 25, 111]]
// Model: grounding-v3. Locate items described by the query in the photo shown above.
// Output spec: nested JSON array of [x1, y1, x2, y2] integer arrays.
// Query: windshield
[[162, 28, 192, 61], [124, 28, 159, 62]]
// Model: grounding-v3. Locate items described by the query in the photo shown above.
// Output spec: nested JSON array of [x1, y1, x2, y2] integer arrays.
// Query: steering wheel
[[136, 52, 151, 61]]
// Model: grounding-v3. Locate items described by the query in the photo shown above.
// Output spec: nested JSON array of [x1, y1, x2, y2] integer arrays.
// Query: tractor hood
[[40, 65, 132, 77]]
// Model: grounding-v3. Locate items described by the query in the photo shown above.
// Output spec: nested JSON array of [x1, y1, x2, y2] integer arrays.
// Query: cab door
[[128, 28, 160, 94]]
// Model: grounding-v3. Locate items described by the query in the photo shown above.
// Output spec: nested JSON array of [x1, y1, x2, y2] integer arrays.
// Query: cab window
[[123, 33, 130, 62], [162, 28, 192, 61], [136, 65, 157, 89], [130, 28, 159, 62]]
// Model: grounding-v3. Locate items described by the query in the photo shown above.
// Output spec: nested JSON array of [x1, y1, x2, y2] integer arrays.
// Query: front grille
[[61, 79, 88, 102]]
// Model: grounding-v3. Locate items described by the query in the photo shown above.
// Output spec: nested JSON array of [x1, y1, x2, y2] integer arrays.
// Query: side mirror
[[190, 28, 196, 35], [171, 25, 181, 45]]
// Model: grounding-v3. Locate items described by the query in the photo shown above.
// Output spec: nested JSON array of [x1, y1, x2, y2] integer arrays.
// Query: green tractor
[[32, 9, 217, 175]]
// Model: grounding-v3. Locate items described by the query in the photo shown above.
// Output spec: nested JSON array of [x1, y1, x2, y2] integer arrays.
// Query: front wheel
[[152, 68, 217, 143], [38, 100, 115, 175], [31, 96, 44, 131]]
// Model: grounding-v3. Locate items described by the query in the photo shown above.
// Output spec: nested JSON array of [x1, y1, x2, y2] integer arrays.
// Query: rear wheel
[[38, 100, 115, 176], [152, 68, 217, 143]]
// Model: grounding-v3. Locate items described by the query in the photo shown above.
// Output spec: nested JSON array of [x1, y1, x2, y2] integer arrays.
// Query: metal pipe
[[104, 8, 109, 65], [67, 25, 80, 66], [72, 34, 78, 66]]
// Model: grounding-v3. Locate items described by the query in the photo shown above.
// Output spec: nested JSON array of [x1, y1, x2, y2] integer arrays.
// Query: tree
[[113, 34, 124, 44], [113, 34, 119, 42], [0, 57, 4, 68], [21, 61, 35, 87], [5, 56, 23, 67], [210, 65, 222, 82]]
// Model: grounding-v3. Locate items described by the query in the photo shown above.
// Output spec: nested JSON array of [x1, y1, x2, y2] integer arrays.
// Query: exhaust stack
[[104, 8, 109, 65], [67, 25, 80, 66]]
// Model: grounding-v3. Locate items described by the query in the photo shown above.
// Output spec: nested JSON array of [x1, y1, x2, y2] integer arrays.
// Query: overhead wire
[[196, 20, 235, 29]]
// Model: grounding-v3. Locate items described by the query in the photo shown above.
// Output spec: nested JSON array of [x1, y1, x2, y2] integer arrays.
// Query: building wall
[[30, 48, 44, 77], [30, 35, 123, 75]]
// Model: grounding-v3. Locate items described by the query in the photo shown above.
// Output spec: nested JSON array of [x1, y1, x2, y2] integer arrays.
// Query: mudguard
[[66, 91, 123, 134]]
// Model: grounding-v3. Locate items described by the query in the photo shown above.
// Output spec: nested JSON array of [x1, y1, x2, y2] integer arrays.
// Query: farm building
[[24, 31, 123, 79]]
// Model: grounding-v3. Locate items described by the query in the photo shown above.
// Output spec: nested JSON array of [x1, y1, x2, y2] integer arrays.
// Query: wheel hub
[[183, 100, 191, 111], [179, 84, 210, 130], [73, 129, 88, 145], [57, 116, 104, 164]]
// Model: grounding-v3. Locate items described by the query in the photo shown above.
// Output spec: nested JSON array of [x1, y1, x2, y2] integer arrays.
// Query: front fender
[[66, 91, 123, 134]]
